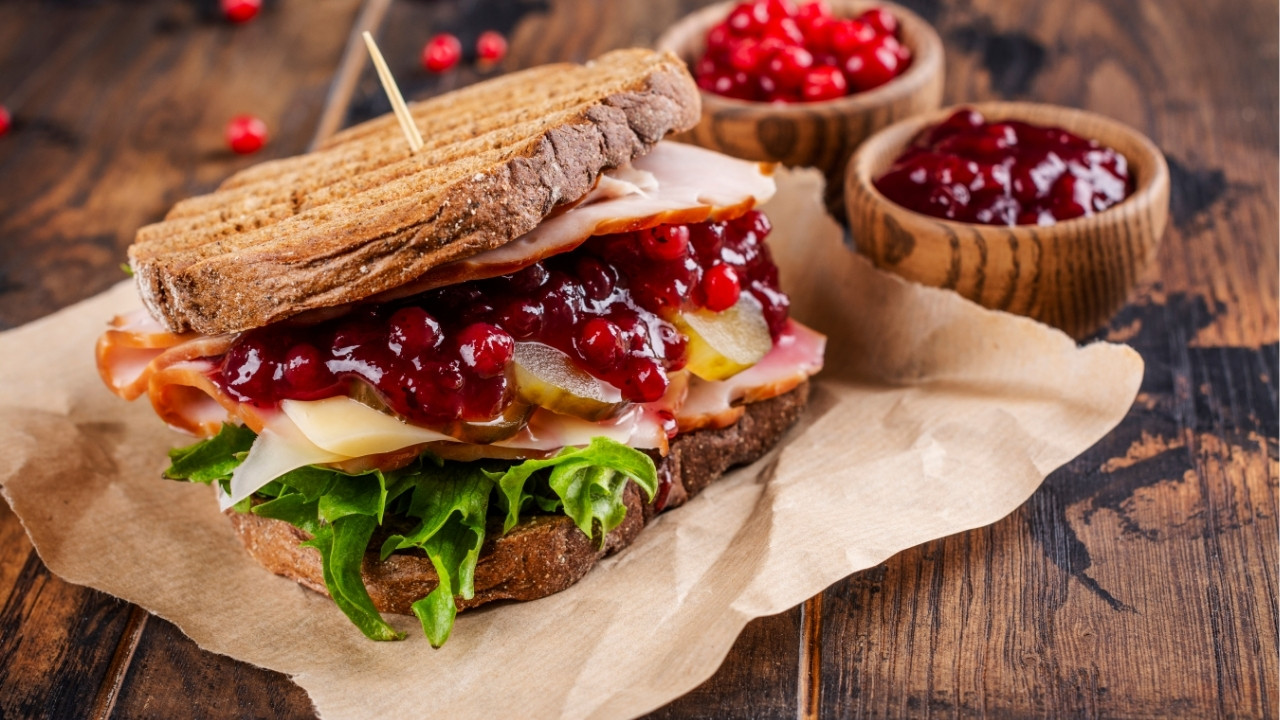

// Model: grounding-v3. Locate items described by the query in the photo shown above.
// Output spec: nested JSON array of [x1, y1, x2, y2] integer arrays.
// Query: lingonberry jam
[[694, 0, 911, 103], [874, 108, 1133, 226], [211, 211, 788, 428]]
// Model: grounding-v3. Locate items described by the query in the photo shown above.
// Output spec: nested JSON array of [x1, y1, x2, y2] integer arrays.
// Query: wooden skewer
[[362, 30, 424, 153]]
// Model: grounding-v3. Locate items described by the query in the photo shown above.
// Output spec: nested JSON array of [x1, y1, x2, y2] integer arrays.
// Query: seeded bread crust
[[228, 383, 809, 615], [130, 49, 700, 335]]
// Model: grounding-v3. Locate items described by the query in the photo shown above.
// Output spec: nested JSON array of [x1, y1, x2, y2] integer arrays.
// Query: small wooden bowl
[[845, 102, 1170, 339], [655, 0, 944, 210]]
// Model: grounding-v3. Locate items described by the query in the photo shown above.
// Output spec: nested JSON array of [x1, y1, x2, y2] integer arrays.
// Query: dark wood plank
[[644, 608, 805, 720], [0, 548, 137, 720], [814, 0, 1279, 716], [110, 616, 316, 720], [0, 0, 362, 331], [0, 0, 362, 716]]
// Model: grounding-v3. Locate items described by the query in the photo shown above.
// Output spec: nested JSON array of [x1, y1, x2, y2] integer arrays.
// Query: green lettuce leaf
[[302, 516, 404, 642], [168, 424, 658, 645], [164, 423, 255, 483], [381, 466, 493, 647], [489, 436, 658, 540]]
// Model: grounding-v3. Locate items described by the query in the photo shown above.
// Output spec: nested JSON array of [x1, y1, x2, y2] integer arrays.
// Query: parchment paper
[[0, 169, 1142, 719]]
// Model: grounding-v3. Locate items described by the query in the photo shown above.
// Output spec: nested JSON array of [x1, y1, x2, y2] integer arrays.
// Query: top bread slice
[[129, 49, 700, 335]]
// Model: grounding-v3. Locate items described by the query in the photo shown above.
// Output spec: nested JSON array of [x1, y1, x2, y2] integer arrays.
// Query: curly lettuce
[[165, 426, 658, 646]]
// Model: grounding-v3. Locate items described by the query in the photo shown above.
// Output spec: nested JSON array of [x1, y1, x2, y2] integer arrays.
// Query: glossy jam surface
[[694, 0, 911, 103], [212, 211, 787, 428], [874, 108, 1132, 226]]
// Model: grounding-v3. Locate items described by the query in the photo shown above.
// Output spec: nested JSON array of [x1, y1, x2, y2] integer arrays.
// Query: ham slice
[[368, 142, 776, 302]]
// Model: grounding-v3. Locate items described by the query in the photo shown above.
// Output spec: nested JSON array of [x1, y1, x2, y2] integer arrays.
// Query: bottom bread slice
[[229, 382, 809, 615]]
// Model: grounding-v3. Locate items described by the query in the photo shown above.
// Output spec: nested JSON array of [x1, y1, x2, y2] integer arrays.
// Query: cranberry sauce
[[874, 108, 1132, 226], [211, 210, 788, 428]]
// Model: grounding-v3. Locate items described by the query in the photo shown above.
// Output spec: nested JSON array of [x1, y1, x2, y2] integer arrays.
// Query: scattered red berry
[[422, 33, 462, 72], [701, 263, 742, 312], [221, 0, 261, 24], [476, 30, 507, 62], [0, 106, 10, 137], [225, 115, 267, 154], [693, 0, 911, 103]]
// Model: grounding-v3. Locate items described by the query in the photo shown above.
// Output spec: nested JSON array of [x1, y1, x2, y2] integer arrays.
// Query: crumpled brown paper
[[0, 168, 1142, 719]]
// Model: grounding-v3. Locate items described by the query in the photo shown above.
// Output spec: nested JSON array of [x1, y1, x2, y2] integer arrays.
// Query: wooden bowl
[[845, 102, 1170, 339], [655, 0, 944, 211]]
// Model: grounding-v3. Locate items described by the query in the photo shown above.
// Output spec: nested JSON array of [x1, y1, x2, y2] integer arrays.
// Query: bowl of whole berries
[[656, 0, 943, 210]]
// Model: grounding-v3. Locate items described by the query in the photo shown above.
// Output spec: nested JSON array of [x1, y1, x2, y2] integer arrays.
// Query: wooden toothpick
[[362, 30, 424, 153]]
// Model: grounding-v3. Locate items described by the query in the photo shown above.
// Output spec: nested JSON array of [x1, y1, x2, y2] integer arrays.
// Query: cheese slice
[[224, 414, 346, 510], [281, 397, 455, 457]]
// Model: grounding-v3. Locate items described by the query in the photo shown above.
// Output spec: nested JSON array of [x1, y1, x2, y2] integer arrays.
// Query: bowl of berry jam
[[656, 0, 943, 210], [845, 102, 1170, 339]]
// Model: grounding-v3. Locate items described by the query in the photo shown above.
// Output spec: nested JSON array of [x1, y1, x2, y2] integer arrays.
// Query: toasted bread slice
[[130, 49, 700, 335], [228, 383, 809, 615]]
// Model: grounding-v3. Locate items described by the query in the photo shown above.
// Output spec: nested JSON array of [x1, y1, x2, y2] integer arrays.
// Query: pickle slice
[[671, 293, 772, 381], [346, 378, 531, 444], [511, 342, 625, 421]]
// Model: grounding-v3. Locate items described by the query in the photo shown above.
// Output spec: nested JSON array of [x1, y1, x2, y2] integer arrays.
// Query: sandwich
[[95, 49, 825, 645]]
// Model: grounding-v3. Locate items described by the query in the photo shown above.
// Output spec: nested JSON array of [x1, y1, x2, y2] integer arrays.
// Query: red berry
[[457, 322, 513, 377], [727, 4, 767, 35], [640, 225, 690, 261], [0, 106, 10, 136], [842, 40, 900, 91], [578, 317, 624, 368], [622, 358, 668, 403], [827, 19, 876, 56], [225, 115, 267, 154], [800, 65, 847, 101], [763, 0, 798, 19], [422, 33, 462, 72], [702, 263, 741, 312], [476, 30, 507, 62], [801, 14, 836, 45], [498, 299, 543, 338], [728, 39, 765, 72], [763, 16, 804, 44], [389, 306, 441, 355], [282, 344, 326, 389], [706, 23, 734, 57], [796, 1, 832, 24], [221, 0, 261, 24], [767, 45, 814, 89], [859, 7, 898, 36]]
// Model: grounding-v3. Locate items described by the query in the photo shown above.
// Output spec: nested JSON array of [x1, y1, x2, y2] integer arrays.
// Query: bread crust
[[228, 383, 810, 615], [129, 50, 700, 335]]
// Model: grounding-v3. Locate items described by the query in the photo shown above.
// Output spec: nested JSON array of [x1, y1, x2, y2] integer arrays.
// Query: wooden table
[[1, 0, 1275, 717]]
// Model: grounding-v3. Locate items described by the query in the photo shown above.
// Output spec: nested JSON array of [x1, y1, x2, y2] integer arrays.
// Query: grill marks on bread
[[129, 50, 699, 335]]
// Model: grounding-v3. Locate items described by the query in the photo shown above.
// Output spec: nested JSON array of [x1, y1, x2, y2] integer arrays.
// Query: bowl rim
[[844, 100, 1171, 234], [654, 0, 944, 114]]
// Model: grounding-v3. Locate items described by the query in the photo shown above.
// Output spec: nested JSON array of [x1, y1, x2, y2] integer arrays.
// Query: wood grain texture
[[0, 0, 1275, 718], [655, 0, 945, 211], [845, 101, 1171, 339]]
